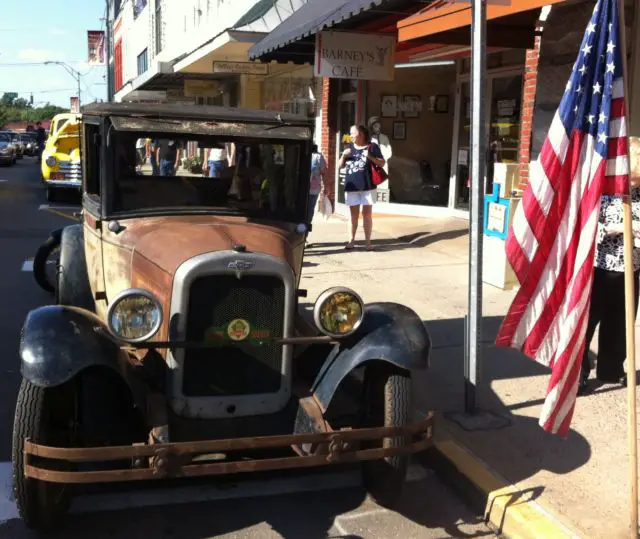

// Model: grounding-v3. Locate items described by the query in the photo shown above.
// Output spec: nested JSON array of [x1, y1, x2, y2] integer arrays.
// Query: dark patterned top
[[594, 187, 640, 272]]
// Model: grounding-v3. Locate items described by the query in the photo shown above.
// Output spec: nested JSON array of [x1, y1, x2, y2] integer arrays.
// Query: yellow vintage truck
[[41, 112, 82, 201]]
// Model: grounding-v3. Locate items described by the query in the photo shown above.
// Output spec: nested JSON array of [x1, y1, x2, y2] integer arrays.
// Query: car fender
[[20, 304, 129, 388], [311, 302, 431, 410]]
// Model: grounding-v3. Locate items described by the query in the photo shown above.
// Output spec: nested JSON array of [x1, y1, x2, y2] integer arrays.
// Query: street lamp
[[44, 61, 82, 108]]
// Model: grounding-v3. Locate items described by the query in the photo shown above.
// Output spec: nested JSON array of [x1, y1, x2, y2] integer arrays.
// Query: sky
[[0, 0, 108, 109]]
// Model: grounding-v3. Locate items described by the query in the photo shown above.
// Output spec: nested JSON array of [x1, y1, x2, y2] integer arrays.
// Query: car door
[[80, 118, 106, 318]]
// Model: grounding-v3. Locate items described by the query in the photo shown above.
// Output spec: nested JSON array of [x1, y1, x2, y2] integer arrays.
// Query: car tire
[[57, 225, 94, 311], [46, 186, 56, 202], [33, 232, 62, 295], [361, 362, 411, 508], [12, 378, 75, 531]]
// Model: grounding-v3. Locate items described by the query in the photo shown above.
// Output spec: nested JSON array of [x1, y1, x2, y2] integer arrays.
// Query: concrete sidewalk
[[302, 211, 636, 539]]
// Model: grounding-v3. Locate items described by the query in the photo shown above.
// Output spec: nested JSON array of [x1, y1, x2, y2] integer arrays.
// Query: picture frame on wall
[[392, 121, 406, 140], [402, 95, 421, 118], [381, 95, 398, 118], [434, 94, 450, 114]]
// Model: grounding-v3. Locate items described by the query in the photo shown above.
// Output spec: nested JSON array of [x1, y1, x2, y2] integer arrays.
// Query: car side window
[[83, 124, 101, 200]]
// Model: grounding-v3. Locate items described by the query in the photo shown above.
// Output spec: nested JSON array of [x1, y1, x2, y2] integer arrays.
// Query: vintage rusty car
[[13, 103, 433, 530]]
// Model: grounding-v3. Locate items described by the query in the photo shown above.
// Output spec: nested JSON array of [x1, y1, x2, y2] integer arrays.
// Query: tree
[[0, 93, 18, 107]]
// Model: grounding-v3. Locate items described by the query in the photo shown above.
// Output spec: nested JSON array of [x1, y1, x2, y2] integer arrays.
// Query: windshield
[[0, 133, 11, 142], [111, 132, 308, 222]]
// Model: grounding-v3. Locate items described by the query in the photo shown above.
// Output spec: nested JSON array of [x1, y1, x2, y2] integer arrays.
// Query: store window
[[366, 65, 456, 208], [263, 73, 319, 117]]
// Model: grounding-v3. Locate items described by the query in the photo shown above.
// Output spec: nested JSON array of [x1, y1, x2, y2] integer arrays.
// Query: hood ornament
[[227, 260, 254, 279]]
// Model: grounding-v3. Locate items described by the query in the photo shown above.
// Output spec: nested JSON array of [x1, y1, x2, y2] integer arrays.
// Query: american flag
[[496, 0, 629, 436]]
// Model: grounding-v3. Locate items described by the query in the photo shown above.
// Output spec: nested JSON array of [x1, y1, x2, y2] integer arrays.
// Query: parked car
[[9, 132, 24, 159], [21, 132, 38, 156], [14, 103, 433, 531], [40, 112, 82, 201], [0, 132, 16, 165]]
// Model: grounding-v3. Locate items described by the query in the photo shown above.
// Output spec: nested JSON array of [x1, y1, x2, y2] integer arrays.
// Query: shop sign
[[315, 31, 395, 81], [184, 79, 219, 97], [213, 61, 268, 75]]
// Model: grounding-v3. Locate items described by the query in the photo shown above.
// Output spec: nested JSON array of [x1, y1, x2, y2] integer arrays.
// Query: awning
[[174, 0, 309, 74], [398, 0, 567, 48], [173, 31, 266, 73], [248, 0, 421, 63]]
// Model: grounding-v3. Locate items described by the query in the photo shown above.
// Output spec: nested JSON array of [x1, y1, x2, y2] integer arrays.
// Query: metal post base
[[444, 410, 511, 431]]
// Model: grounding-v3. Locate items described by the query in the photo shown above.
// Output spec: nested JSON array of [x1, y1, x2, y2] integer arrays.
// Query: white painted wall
[[113, 0, 259, 94]]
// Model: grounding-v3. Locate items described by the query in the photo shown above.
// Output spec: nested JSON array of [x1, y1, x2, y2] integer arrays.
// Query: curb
[[420, 436, 584, 539]]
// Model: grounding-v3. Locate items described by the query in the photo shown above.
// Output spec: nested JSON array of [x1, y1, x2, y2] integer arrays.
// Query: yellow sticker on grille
[[227, 319, 250, 341]]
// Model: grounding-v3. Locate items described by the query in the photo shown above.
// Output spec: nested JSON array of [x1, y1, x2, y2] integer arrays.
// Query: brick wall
[[320, 77, 337, 206], [518, 36, 541, 190]]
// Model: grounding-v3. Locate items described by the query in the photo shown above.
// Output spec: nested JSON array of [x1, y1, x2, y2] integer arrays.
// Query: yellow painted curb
[[435, 438, 583, 539]]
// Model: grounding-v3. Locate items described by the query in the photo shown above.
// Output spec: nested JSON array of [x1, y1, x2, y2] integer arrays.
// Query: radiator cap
[[232, 244, 246, 252]]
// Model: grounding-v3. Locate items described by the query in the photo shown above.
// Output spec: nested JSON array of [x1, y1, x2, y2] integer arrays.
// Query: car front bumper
[[44, 179, 82, 189], [23, 412, 434, 484]]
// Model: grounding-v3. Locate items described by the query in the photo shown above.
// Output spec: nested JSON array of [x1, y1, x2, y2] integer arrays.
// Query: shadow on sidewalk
[[305, 228, 468, 256], [420, 315, 592, 496]]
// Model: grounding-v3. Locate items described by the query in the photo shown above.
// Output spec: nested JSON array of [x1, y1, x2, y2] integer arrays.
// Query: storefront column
[[239, 74, 263, 109], [320, 77, 337, 206], [517, 36, 541, 191]]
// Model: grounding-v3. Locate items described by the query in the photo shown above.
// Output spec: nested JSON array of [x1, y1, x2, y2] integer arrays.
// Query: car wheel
[[361, 362, 411, 508], [33, 233, 62, 295], [12, 378, 75, 531]]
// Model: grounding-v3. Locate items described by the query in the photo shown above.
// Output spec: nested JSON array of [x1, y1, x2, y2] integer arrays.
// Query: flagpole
[[616, 0, 638, 536]]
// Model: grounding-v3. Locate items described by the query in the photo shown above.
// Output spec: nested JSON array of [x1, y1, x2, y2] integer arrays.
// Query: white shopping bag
[[319, 194, 333, 221]]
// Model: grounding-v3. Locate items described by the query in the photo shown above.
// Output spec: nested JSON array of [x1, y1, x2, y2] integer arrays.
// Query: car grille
[[58, 160, 81, 180], [183, 274, 285, 396]]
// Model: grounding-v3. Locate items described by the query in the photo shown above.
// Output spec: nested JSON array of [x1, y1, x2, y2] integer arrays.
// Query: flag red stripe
[[607, 136, 628, 158], [610, 97, 624, 119], [602, 174, 630, 194], [505, 232, 530, 284]]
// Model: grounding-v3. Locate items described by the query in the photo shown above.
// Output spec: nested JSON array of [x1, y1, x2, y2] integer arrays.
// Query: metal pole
[[465, 0, 487, 415], [105, 0, 113, 102], [77, 71, 82, 107]]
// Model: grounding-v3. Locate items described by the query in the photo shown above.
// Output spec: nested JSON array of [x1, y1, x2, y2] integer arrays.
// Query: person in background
[[149, 139, 160, 175], [205, 143, 228, 178], [35, 121, 46, 161], [135, 137, 146, 168], [156, 139, 181, 176], [308, 144, 326, 224], [579, 136, 640, 395], [339, 125, 385, 251]]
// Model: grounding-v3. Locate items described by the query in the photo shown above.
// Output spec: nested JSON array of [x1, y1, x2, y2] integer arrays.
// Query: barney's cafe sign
[[314, 31, 395, 81]]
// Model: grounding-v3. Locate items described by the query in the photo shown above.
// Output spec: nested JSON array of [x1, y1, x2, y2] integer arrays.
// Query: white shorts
[[345, 190, 375, 206]]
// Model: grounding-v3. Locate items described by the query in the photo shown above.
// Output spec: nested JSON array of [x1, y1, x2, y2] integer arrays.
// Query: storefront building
[[250, 0, 640, 219]]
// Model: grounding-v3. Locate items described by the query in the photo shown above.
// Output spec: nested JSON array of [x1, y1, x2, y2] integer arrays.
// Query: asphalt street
[[0, 159, 494, 538]]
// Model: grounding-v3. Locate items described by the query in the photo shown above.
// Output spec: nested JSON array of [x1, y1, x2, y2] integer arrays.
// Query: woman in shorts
[[339, 124, 385, 250]]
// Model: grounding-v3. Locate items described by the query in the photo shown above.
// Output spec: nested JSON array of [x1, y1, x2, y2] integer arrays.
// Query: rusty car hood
[[106, 215, 304, 277]]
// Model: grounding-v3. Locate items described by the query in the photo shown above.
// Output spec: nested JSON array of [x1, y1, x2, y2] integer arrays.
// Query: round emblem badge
[[227, 319, 251, 341]]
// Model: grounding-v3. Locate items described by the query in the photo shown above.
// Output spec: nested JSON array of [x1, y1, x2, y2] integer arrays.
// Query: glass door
[[336, 95, 356, 205], [453, 71, 523, 210], [455, 82, 471, 210], [487, 74, 523, 195]]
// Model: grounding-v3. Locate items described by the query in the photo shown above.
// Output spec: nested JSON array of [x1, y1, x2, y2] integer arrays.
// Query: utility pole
[[45, 61, 83, 107], [105, 0, 113, 102]]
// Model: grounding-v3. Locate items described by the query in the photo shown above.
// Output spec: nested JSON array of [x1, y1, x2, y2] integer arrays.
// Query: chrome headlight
[[107, 289, 163, 343], [313, 287, 364, 338], [45, 156, 57, 167]]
